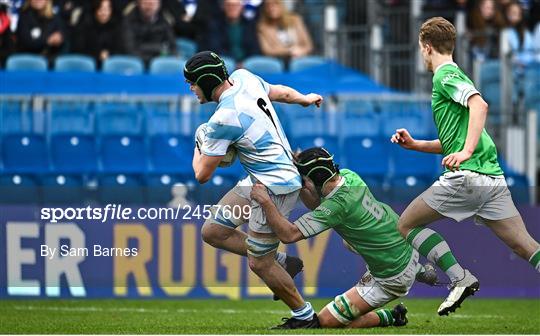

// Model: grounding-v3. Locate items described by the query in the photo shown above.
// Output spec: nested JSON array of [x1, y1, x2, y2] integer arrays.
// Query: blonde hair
[[259, 0, 293, 29], [23, 0, 54, 19], [419, 16, 456, 55]]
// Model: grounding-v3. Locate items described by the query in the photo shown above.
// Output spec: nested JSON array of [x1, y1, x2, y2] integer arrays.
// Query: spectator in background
[[161, 0, 212, 49], [467, 0, 505, 59], [504, 1, 534, 64], [257, 0, 313, 68], [0, 1, 13, 67], [53, 0, 91, 49], [71, 0, 121, 67], [206, 0, 259, 64], [16, 0, 65, 61], [123, 0, 176, 65], [534, 22, 540, 57]]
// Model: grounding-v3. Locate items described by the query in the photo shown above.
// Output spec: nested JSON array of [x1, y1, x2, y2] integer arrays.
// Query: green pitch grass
[[1, 298, 539, 334]]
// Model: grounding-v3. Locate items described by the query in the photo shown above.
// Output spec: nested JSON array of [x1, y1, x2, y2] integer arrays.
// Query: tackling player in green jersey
[[391, 16, 540, 316], [250, 147, 438, 329]]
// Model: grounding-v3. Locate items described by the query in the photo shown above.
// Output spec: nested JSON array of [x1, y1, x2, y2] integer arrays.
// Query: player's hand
[[250, 182, 271, 206], [390, 128, 416, 150], [302, 93, 323, 108], [442, 150, 471, 171]]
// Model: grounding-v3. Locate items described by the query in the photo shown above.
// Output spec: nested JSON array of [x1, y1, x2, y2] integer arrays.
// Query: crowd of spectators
[[0, 0, 315, 69], [423, 0, 540, 62], [0, 0, 538, 71]]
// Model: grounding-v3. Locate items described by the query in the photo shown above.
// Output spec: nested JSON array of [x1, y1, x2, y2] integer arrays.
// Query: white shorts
[[421, 170, 520, 223], [355, 250, 418, 308], [232, 177, 299, 234]]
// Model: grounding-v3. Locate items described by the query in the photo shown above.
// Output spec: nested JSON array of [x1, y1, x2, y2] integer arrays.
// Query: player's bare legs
[[246, 230, 305, 309], [317, 287, 407, 328], [396, 195, 444, 237], [483, 215, 540, 269], [201, 189, 250, 256], [397, 196, 478, 315]]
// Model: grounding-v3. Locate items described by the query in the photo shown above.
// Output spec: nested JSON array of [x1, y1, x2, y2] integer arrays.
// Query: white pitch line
[[14, 305, 289, 315], [13, 306, 502, 319]]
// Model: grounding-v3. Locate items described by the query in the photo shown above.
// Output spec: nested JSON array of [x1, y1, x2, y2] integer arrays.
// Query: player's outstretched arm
[[390, 128, 442, 154], [192, 147, 223, 184], [250, 183, 304, 244], [441, 94, 488, 170], [268, 84, 323, 107]]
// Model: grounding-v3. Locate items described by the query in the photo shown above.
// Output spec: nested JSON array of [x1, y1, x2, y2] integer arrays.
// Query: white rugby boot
[[438, 269, 480, 316]]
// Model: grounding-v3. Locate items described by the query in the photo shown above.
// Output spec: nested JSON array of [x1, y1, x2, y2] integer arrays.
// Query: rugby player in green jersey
[[390, 16, 540, 316], [250, 147, 438, 329]]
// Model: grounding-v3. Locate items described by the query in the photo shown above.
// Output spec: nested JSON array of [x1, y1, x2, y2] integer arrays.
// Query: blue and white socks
[[292, 302, 314, 321]]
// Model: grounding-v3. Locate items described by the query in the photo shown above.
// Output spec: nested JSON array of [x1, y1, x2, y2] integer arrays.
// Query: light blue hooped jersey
[[200, 69, 301, 195]]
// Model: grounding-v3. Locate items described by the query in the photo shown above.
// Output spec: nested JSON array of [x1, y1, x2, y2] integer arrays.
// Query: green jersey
[[432, 62, 503, 175], [294, 169, 413, 279]]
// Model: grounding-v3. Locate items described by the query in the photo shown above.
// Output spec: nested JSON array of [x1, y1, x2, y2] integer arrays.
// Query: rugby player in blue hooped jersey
[[184, 51, 323, 329]]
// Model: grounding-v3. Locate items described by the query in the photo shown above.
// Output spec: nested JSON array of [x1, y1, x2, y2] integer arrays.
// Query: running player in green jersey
[[250, 148, 438, 329], [390, 16, 540, 316]]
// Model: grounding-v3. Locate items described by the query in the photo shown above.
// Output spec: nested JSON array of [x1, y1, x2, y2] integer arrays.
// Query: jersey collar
[[323, 175, 344, 200], [434, 61, 457, 75]]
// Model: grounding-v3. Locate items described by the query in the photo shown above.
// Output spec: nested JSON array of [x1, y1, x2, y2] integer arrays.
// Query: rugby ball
[[194, 123, 237, 167]]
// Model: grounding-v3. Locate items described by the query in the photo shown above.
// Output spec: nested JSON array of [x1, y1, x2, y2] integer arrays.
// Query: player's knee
[[201, 222, 230, 246], [247, 255, 272, 275], [245, 236, 280, 273], [325, 294, 362, 326], [396, 221, 410, 238]]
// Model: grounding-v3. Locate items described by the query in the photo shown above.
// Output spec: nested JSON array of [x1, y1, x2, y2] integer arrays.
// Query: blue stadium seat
[[343, 136, 390, 178], [222, 56, 236, 74], [176, 38, 198, 58], [146, 174, 195, 205], [278, 104, 330, 137], [98, 174, 145, 204], [50, 134, 98, 173], [389, 145, 440, 178], [479, 60, 500, 88], [379, 101, 432, 137], [194, 173, 238, 205], [342, 99, 375, 115], [289, 135, 340, 161], [149, 56, 186, 75], [97, 105, 144, 135], [505, 174, 529, 204], [102, 55, 144, 75], [524, 66, 540, 112], [192, 102, 217, 131], [54, 55, 96, 72], [389, 176, 431, 204], [0, 174, 40, 203], [339, 110, 380, 137], [1, 134, 48, 173], [0, 102, 33, 134], [290, 56, 326, 72], [243, 56, 284, 74], [482, 82, 501, 117], [146, 109, 183, 135], [381, 114, 428, 138], [49, 108, 94, 134], [100, 135, 148, 173], [6, 54, 48, 72], [149, 134, 193, 174], [41, 174, 85, 204]]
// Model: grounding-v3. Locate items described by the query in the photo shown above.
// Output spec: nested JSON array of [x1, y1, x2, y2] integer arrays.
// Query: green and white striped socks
[[529, 248, 540, 273], [375, 309, 394, 327], [406, 227, 465, 282]]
